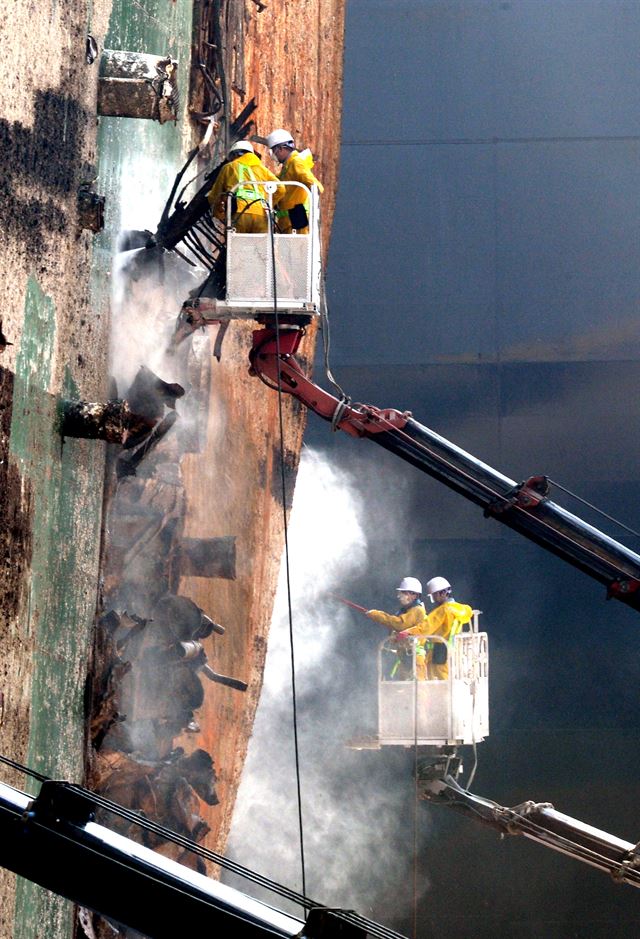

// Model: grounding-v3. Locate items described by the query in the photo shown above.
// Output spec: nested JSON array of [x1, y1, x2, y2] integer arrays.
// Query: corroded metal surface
[[98, 50, 179, 123], [166, 0, 345, 857], [60, 398, 156, 442], [178, 319, 311, 851], [88, 0, 345, 870], [0, 0, 113, 931]]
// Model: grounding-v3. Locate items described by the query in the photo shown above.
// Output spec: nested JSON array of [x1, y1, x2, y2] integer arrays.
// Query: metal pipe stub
[[60, 399, 155, 444], [98, 49, 179, 123]]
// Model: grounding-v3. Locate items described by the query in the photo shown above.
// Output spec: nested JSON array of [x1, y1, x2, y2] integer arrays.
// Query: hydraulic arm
[[250, 327, 640, 612], [419, 769, 640, 888]]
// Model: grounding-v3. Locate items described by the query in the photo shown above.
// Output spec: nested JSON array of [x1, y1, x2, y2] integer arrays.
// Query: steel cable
[[547, 477, 640, 540], [267, 209, 307, 899], [375, 423, 640, 579], [318, 272, 349, 404], [443, 776, 640, 886]]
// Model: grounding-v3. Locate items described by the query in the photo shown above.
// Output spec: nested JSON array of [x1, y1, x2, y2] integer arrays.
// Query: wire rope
[[318, 274, 349, 404], [547, 477, 640, 540], [258, 335, 640, 586], [443, 775, 640, 885], [465, 741, 478, 791], [374, 422, 640, 579], [7, 743, 640, 913], [411, 652, 419, 939], [267, 206, 307, 899], [0, 754, 411, 935]]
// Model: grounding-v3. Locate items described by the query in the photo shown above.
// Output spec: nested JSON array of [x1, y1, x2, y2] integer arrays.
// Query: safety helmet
[[265, 128, 295, 150], [425, 576, 451, 597], [396, 577, 422, 594], [228, 140, 254, 155]]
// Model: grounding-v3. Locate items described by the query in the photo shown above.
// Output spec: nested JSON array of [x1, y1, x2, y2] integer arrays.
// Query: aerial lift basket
[[377, 612, 489, 747], [224, 181, 322, 315]]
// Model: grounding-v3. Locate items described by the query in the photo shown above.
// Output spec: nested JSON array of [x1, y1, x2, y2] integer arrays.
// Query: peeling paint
[[11, 281, 105, 939]]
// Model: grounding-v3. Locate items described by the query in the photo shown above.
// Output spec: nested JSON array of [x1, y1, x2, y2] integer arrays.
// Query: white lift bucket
[[223, 181, 322, 317], [377, 613, 489, 747]]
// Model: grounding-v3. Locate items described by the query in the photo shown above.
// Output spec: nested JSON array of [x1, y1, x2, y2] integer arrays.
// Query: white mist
[[225, 446, 426, 922]]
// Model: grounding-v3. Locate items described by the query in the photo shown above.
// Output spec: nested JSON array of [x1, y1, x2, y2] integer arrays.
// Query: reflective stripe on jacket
[[207, 153, 284, 221], [234, 162, 263, 203]]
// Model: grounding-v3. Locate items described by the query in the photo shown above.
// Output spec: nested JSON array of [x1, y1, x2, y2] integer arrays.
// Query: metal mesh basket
[[270, 234, 311, 300], [227, 232, 311, 302], [227, 234, 270, 299]]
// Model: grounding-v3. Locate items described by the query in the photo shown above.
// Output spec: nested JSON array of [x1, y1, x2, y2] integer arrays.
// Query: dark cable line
[[378, 422, 640, 577], [267, 203, 307, 899], [0, 753, 48, 783], [314, 201, 348, 403], [548, 477, 640, 539], [412, 665, 419, 939], [319, 273, 349, 404], [0, 755, 409, 934], [466, 741, 478, 791], [0, 755, 301, 914], [444, 776, 640, 884], [465, 630, 480, 791]]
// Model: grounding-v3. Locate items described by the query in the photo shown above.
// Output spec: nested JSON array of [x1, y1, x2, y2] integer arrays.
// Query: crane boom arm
[[250, 327, 640, 611], [420, 773, 640, 888]]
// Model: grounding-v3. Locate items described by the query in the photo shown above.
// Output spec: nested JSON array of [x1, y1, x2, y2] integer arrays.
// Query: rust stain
[[83, 0, 346, 875], [174, 0, 346, 853]]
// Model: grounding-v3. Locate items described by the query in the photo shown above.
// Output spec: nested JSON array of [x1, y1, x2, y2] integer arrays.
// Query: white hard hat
[[228, 140, 254, 155], [425, 576, 451, 596], [396, 577, 422, 594], [265, 128, 294, 149]]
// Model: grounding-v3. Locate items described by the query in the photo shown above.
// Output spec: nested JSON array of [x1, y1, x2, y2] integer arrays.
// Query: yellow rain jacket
[[367, 600, 427, 680], [403, 600, 473, 680], [275, 149, 324, 233], [207, 152, 284, 233]]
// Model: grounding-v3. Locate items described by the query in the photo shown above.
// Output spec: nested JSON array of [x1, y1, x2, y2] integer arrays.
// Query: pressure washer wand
[[331, 594, 369, 615]]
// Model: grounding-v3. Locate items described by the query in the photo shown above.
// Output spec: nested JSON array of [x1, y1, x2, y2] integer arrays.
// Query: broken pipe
[[60, 398, 155, 444]]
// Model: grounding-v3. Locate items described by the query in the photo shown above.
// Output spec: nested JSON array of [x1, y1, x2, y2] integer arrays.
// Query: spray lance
[[331, 594, 414, 668], [330, 594, 369, 615]]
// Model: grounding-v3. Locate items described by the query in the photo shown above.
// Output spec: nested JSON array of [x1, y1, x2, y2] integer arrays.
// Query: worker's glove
[[397, 630, 410, 639]]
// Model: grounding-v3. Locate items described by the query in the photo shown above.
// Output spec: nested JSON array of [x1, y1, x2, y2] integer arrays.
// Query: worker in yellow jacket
[[264, 129, 324, 233], [366, 577, 427, 680], [398, 576, 473, 680], [207, 141, 283, 233]]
